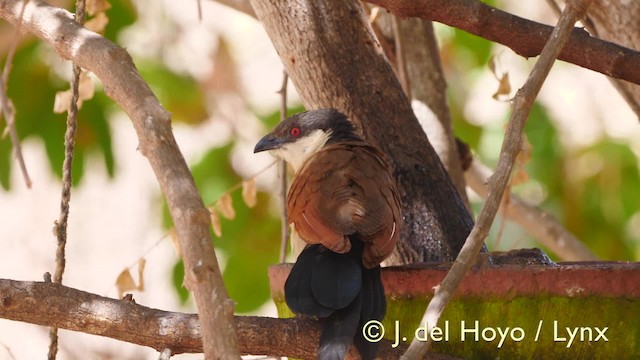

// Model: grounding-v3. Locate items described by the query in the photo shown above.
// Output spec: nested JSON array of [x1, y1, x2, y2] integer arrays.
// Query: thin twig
[[197, 0, 203, 21], [0, 342, 17, 360], [277, 71, 289, 263], [1, 0, 28, 85], [401, 0, 595, 358], [48, 1, 85, 359], [0, 0, 31, 188]]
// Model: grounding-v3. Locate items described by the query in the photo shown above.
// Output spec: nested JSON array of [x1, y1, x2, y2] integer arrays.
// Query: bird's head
[[254, 109, 361, 171]]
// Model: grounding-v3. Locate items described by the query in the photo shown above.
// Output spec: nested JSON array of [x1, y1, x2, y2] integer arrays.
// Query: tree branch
[[465, 160, 598, 261], [0, 1, 240, 358], [212, 0, 640, 86], [365, 0, 640, 86], [396, 17, 471, 209], [276, 71, 289, 263], [0, 279, 457, 359], [402, 0, 595, 357], [0, 0, 30, 189]]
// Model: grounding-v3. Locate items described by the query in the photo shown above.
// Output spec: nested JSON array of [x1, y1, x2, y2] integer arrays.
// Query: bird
[[254, 109, 402, 359]]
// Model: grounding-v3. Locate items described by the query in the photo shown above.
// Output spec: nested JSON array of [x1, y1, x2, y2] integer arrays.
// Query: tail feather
[[312, 247, 362, 309], [354, 265, 386, 360], [285, 240, 385, 360], [318, 291, 362, 360], [285, 245, 335, 318]]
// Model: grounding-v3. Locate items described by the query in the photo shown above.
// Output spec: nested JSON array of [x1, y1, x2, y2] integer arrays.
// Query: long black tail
[[285, 240, 386, 360]]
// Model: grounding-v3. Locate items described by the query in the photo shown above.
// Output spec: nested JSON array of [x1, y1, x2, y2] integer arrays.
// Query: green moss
[[274, 294, 639, 359]]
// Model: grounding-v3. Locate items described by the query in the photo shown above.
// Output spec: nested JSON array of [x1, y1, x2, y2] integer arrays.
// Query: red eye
[[290, 127, 301, 137]]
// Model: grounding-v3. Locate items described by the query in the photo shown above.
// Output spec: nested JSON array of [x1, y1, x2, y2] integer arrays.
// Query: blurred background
[[0, 0, 637, 358]]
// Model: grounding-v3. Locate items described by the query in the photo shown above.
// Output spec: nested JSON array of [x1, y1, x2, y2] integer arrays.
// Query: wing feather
[[287, 142, 402, 267]]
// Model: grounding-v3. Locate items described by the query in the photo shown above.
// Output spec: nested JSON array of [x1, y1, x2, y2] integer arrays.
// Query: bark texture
[[397, 18, 470, 208], [250, 0, 474, 263], [0, 279, 462, 359], [588, 0, 640, 118], [366, 0, 640, 86]]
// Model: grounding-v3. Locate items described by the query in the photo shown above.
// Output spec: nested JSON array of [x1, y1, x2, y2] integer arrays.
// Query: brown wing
[[287, 142, 402, 268]]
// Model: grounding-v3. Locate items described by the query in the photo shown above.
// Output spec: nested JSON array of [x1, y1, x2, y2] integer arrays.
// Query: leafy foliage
[[138, 61, 208, 125], [0, 0, 136, 189], [1, 41, 115, 189], [3, 0, 638, 320]]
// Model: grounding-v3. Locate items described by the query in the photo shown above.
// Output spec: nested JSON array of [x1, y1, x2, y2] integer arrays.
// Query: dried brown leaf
[[216, 193, 236, 220], [488, 54, 498, 76], [168, 228, 181, 257], [511, 136, 531, 186], [53, 90, 72, 114], [511, 168, 529, 186], [489, 54, 511, 100], [85, 12, 109, 33], [52, 72, 95, 113], [210, 208, 222, 237], [242, 179, 257, 208], [116, 269, 137, 299], [86, 0, 112, 16], [204, 38, 241, 96], [78, 72, 95, 101], [137, 258, 146, 291], [492, 72, 511, 100]]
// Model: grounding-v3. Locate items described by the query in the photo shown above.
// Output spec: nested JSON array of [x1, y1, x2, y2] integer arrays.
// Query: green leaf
[[172, 260, 190, 304], [0, 40, 116, 189], [452, 28, 493, 68], [0, 135, 11, 190], [102, 0, 137, 42], [255, 103, 307, 130], [138, 61, 208, 125], [165, 143, 281, 312]]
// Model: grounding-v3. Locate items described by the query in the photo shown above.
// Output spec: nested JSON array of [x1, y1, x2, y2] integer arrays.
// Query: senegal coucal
[[254, 109, 402, 360]]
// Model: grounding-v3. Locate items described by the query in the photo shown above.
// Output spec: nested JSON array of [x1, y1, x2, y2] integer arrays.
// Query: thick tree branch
[[0, 1, 240, 358], [0, 279, 459, 359], [365, 0, 640, 86], [402, 0, 595, 357], [213, 0, 640, 86]]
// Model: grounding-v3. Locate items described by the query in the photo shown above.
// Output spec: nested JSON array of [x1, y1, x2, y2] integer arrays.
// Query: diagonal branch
[[0, 278, 453, 359], [363, 0, 640, 86], [0, 1, 240, 358], [0, 0, 31, 189], [402, 0, 595, 357], [465, 160, 598, 261]]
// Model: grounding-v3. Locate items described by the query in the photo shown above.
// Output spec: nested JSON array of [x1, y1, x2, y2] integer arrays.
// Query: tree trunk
[[250, 0, 473, 262], [397, 17, 470, 208]]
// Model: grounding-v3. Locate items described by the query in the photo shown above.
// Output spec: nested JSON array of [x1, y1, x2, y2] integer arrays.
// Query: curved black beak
[[254, 134, 284, 153]]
